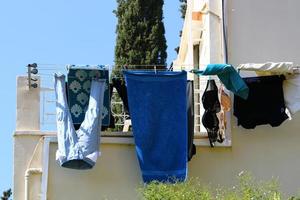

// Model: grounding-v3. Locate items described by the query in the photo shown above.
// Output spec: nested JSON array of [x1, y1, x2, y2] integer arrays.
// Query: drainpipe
[[25, 168, 42, 200]]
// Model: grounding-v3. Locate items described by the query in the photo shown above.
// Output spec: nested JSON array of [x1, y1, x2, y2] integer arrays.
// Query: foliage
[[179, 0, 187, 19], [114, 0, 167, 72], [139, 178, 212, 200], [216, 172, 281, 200], [139, 172, 289, 200], [1, 189, 12, 200], [175, 0, 187, 55]]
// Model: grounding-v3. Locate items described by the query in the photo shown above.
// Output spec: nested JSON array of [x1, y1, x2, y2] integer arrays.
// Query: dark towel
[[112, 78, 130, 116], [101, 83, 115, 130], [234, 75, 288, 129], [124, 70, 188, 183], [187, 81, 196, 161]]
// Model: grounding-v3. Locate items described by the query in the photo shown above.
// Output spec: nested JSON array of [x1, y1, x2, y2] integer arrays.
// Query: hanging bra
[[202, 80, 221, 147]]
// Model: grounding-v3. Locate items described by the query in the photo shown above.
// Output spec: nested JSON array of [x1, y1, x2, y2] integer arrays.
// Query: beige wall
[[47, 143, 141, 200], [189, 0, 300, 195], [13, 0, 300, 199], [13, 134, 43, 200]]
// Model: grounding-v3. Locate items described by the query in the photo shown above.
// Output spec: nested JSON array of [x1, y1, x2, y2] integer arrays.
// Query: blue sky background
[[0, 0, 182, 193]]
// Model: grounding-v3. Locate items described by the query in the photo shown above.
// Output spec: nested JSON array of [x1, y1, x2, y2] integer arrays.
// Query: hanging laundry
[[237, 62, 294, 76], [111, 77, 130, 116], [67, 65, 110, 127], [220, 87, 231, 112], [216, 86, 231, 143], [54, 74, 105, 169], [238, 62, 300, 115], [101, 83, 116, 131], [202, 80, 221, 147], [234, 75, 289, 129], [124, 70, 188, 183], [283, 74, 300, 115], [187, 81, 196, 161], [192, 64, 249, 99]]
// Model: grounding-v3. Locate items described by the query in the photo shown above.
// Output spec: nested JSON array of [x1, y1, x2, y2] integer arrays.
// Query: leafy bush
[[215, 171, 281, 200], [139, 172, 285, 200], [139, 178, 211, 200]]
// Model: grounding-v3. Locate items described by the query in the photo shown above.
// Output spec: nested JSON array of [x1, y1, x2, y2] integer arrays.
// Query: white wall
[[189, 0, 300, 196]]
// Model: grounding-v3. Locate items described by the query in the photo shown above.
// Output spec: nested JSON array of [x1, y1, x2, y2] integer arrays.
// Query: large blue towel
[[192, 64, 249, 99], [123, 70, 188, 183]]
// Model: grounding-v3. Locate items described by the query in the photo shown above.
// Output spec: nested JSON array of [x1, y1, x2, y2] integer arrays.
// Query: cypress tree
[[112, 0, 167, 131], [114, 0, 167, 71], [175, 0, 187, 54], [179, 0, 187, 19]]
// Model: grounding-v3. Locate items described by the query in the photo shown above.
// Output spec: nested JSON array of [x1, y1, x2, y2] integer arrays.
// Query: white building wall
[[189, 0, 300, 195]]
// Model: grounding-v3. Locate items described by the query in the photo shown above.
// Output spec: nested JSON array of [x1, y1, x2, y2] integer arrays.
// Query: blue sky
[[0, 0, 182, 193]]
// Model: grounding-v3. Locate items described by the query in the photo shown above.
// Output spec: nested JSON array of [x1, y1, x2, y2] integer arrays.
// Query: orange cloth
[[221, 90, 231, 112]]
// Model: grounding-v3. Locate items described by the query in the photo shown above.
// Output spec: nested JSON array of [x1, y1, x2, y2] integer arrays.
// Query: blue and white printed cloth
[[67, 65, 110, 126]]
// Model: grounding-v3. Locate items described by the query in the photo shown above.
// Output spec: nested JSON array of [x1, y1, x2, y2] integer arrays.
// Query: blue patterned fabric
[[124, 70, 188, 183], [67, 65, 110, 126]]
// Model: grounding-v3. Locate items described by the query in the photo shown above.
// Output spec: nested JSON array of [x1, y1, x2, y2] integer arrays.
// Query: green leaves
[[1, 189, 12, 200], [139, 173, 289, 200], [140, 179, 212, 200], [179, 0, 187, 19], [114, 0, 167, 69]]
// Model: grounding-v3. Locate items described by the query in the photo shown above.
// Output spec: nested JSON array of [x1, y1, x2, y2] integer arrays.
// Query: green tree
[[175, 0, 187, 54], [112, 0, 168, 130], [179, 0, 187, 19], [1, 189, 12, 200], [114, 0, 167, 71]]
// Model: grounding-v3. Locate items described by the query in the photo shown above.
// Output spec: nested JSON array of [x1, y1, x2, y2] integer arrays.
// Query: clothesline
[[28, 62, 300, 89], [34, 63, 300, 69], [34, 63, 213, 70]]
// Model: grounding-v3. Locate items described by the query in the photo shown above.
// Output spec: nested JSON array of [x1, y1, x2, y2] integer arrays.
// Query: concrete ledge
[[14, 130, 232, 147]]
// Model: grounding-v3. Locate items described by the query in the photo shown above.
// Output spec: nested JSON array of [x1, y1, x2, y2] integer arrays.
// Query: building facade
[[14, 0, 300, 199]]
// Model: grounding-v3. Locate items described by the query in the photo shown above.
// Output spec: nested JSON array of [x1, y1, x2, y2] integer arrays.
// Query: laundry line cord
[[31, 63, 300, 68], [31, 63, 300, 78], [34, 63, 212, 69]]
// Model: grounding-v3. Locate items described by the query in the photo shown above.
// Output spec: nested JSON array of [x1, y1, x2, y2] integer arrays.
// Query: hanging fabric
[[123, 70, 188, 183], [54, 74, 105, 169], [237, 62, 294, 76], [234, 75, 289, 129], [67, 65, 110, 127], [111, 77, 130, 117], [192, 64, 249, 99], [187, 81, 196, 161], [283, 74, 300, 115], [202, 79, 221, 147], [216, 85, 231, 143], [101, 83, 116, 130], [238, 62, 300, 115]]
